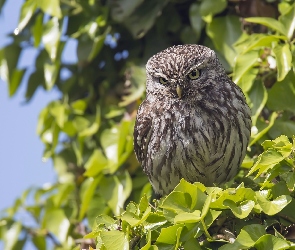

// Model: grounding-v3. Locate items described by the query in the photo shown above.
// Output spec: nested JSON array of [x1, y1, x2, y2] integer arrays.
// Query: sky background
[[0, 0, 76, 212]]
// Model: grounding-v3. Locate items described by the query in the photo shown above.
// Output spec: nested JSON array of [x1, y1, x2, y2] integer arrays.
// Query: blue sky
[[0, 0, 75, 212]]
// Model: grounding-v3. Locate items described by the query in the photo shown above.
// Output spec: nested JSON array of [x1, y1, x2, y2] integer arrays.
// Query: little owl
[[133, 45, 251, 196]]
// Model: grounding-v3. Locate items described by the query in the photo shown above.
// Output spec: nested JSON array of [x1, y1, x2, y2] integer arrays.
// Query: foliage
[[0, 0, 295, 249], [86, 135, 295, 249]]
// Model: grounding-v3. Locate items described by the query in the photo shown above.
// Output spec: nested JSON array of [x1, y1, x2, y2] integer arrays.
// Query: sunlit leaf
[[100, 231, 129, 250], [273, 43, 292, 81], [79, 175, 102, 220], [220, 224, 266, 250], [256, 192, 292, 215], [254, 234, 291, 250], [99, 172, 132, 216], [223, 199, 255, 219], [156, 224, 183, 245], [233, 51, 259, 84], [42, 17, 61, 61], [17, 0, 37, 32], [279, 3, 295, 39], [42, 209, 70, 243], [3, 222, 22, 250], [84, 149, 108, 177], [49, 101, 67, 128], [38, 0, 62, 18]]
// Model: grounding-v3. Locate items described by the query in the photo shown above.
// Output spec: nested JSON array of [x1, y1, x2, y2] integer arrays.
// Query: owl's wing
[[133, 101, 153, 165]]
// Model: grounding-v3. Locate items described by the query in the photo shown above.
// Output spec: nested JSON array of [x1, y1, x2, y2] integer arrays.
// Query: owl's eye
[[159, 77, 169, 84], [187, 69, 200, 80]]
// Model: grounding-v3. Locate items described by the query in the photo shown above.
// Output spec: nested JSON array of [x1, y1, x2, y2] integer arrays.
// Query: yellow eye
[[159, 77, 168, 84], [188, 69, 200, 80]]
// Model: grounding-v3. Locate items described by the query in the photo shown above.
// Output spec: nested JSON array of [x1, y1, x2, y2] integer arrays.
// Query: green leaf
[[200, 0, 227, 22], [220, 224, 266, 250], [267, 72, 295, 112], [100, 231, 129, 250], [256, 192, 292, 215], [254, 234, 291, 250], [223, 199, 255, 219], [144, 213, 167, 231], [3, 222, 22, 250], [9, 69, 25, 97], [99, 172, 132, 216], [141, 230, 153, 250], [49, 101, 67, 128], [262, 135, 292, 157], [42, 208, 70, 243], [88, 34, 106, 62], [52, 183, 74, 207], [78, 106, 100, 137], [121, 206, 151, 227], [174, 210, 201, 224], [71, 99, 87, 115], [79, 175, 102, 220], [17, 0, 37, 32], [233, 51, 259, 84], [189, 3, 203, 42], [207, 15, 242, 67], [248, 149, 284, 178], [210, 187, 256, 210], [156, 224, 183, 245], [270, 120, 295, 139], [245, 17, 287, 36], [84, 149, 108, 177], [279, 3, 295, 39], [161, 184, 207, 214], [32, 235, 46, 250], [38, 0, 62, 18], [110, 0, 143, 22], [2, 44, 22, 92], [281, 172, 295, 190], [25, 70, 43, 101], [119, 66, 146, 107], [273, 44, 292, 81], [32, 13, 44, 47], [242, 35, 287, 53], [122, 0, 169, 38], [249, 112, 278, 146], [248, 80, 268, 125], [0, 0, 6, 13], [42, 17, 61, 61], [237, 68, 259, 94]]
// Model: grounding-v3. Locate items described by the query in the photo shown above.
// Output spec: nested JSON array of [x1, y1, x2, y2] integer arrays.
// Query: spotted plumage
[[134, 45, 251, 196]]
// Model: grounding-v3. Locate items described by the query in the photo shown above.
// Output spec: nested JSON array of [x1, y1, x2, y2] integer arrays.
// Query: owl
[[133, 45, 251, 196]]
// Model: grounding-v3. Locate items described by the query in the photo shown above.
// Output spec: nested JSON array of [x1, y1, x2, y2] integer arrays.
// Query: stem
[[201, 219, 212, 240]]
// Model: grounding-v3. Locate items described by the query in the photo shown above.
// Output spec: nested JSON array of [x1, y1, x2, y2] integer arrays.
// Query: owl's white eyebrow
[[184, 57, 210, 75], [154, 72, 167, 79]]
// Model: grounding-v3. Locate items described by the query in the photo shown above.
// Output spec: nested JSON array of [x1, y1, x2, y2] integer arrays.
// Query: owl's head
[[145, 44, 226, 102]]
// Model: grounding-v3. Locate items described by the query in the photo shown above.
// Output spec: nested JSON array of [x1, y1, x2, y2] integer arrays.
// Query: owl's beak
[[176, 85, 182, 98]]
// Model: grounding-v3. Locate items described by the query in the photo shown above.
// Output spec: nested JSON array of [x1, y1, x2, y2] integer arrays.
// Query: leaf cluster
[[0, 0, 295, 249]]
